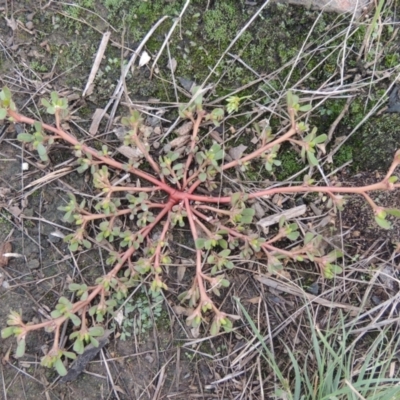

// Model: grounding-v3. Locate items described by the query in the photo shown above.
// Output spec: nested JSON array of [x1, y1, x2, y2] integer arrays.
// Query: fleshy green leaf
[[314, 134, 327, 144], [17, 133, 34, 142], [1, 326, 15, 339], [55, 358, 67, 376], [210, 320, 220, 336], [198, 172, 207, 182], [306, 151, 318, 166], [375, 216, 391, 229], [15, 339, 26, 358], [385, 208, 400, 217], [299, 104, 311, 112], [89, 326, 105, 337], [195, 238, 205, 249], [73, 339, 84, 354]]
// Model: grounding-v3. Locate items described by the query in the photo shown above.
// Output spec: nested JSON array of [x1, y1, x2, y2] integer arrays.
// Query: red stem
[[25, 200, 175, 333], [9, 110, 173, 194], [182, 111, 205, 189], [184, 199, 209, 302]]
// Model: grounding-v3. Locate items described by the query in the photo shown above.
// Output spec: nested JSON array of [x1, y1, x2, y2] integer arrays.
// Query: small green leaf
[[17, 133, 34, 143], [89, 326, 104, 337], [55, 358, 67, 376], [375, 216, 391, 230], [385, 208, 400, 217], [51, 310, 62, 318], [0, 108, 7, 119], [287, 231, 300, 241], [82, 239, 92, 249], [68, 283, 81, 291], [73, 339, 84, 354], [304, 232, 314, 244], [69, 313, 81, 327], [210, 320, 220, 336], [1, 326, 15, 339], [198, 172, 207, 182], [313, 134, 327, 144], [36, 143, 47, 155], [219, 249, 231, 258], [299, 104, 312, 112], [63, 351, 76, 360], [195, 238, 205, 249], [306, 151, 318, 166], [15, 339, 26, 358], [51, 91, 59, 103]]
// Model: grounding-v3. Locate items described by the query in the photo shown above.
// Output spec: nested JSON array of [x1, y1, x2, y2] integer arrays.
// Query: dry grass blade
[[82, 31, 111, 97], [255, 275, 363, 313], [23, 167, 72, 190]]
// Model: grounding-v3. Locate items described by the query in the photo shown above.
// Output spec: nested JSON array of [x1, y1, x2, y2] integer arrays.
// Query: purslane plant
[[1, 86, 400, 375]]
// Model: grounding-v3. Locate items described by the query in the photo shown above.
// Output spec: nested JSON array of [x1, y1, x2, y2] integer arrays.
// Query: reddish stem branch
[[153, 215, 171, 272], [184, 199, 209, 302], [222, 126, 297, 171], [108, 186, 158, 193], [24, 200, 175, 334], [182, 111, 205, 189], [177, 179, 398, 204], [9, 110, 173, 194]]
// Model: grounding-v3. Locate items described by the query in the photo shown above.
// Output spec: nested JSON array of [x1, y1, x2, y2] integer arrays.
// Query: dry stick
[[82, 31, 111, 97]]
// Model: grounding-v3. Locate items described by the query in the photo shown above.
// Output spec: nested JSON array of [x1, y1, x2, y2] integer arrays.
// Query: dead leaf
[[257, 205, 307, 229], [229, 144, 247, 160], [253, 202, 265, 219], [2, 346, 12, 365], [244, 296, 261, 304], [5, 17, 18, 31], [0, 242, 12, 268], [114, 309, 124, 326], [172, 305, 193, 316], [275, 270, 292, 280], [0, 187, 11, 198], [117, 145, 143, 159], [114, 386, 126, 395], [272, 194, 283, 206], [167, 58, 177, 73], [209, 130, 224, 144], [139, 51, 151, 67], [89, 108, 105, 136], [145, 353, 154, 364], [8, 206, 22, 218], [177, 265, 186, 282], [175, 121, 193, 136], [169, 135, 190, 149]]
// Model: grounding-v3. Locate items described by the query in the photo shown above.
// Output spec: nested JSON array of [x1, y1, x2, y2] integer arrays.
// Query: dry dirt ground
[[1, 1, 400, 400]]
